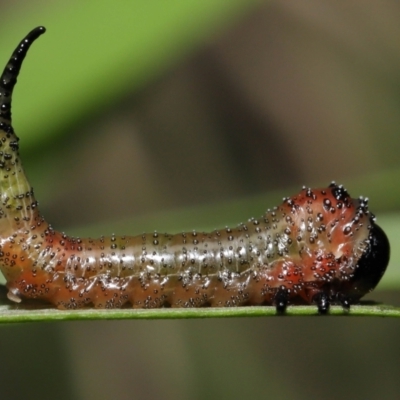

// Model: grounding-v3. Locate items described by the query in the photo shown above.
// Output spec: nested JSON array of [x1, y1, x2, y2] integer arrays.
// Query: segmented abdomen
[[1, 184, 372, 309]]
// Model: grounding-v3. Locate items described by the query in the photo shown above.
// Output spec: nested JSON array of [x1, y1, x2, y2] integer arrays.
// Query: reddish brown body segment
[[0, 28, 390, 313], [0, 185, 376, 309]]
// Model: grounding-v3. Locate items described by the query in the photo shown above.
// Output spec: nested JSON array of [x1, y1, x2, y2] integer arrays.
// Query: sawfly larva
[[0, 27, 390, 313]]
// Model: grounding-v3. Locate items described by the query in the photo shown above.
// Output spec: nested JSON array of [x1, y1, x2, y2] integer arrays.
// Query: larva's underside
[[0, 28, 391, 314]]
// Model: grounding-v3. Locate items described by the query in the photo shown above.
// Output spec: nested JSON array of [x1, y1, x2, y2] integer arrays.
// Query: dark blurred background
[[1, 1, 400, 399]]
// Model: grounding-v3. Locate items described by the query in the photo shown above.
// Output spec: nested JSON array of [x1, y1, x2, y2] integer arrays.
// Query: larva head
[[327, 183, 390, 299], [325, 183, 390, 299], [343, 222, 390, 300], [280, 182, 390, 301], [0, 26, 46, 129]]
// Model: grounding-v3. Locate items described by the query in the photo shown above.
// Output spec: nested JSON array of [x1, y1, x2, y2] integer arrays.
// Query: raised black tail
[[0, 27, 47, 236], [0, 26, 46, 128]]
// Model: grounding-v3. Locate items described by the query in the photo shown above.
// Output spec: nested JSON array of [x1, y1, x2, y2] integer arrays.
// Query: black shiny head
[[0, 26, 46, 128], [346, 222, 390, 301]]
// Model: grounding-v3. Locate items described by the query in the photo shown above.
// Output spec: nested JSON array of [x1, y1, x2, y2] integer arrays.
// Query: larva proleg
[[0, 27, 391, 313]]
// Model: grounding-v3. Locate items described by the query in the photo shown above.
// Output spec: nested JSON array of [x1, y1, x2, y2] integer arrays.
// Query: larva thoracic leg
[[0, 27, 391, 313]]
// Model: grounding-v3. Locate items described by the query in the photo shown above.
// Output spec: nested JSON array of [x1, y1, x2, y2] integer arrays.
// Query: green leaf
[[1, 303, 400, 324]]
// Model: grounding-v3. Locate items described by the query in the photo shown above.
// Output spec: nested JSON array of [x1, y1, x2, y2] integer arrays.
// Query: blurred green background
[[1, 1, 400, 399]]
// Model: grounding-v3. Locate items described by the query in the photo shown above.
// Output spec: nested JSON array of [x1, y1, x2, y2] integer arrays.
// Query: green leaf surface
[[0, 303, 399, 324]]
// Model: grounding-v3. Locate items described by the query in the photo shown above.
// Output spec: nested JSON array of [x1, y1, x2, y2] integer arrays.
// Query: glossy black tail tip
[[0, 26, 46, 124]]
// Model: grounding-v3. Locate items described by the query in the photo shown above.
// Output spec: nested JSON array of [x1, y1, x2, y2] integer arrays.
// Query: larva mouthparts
[[0, 27, 391, 314]]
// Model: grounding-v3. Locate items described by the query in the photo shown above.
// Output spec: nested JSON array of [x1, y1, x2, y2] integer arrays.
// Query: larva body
[[0, 28, 390, 313]]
